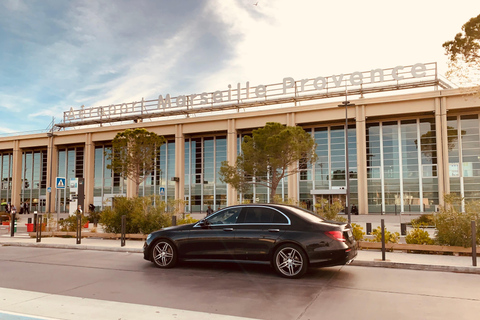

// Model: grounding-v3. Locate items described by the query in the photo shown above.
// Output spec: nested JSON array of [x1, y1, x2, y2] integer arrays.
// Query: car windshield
[[286, 206, 325, 223]]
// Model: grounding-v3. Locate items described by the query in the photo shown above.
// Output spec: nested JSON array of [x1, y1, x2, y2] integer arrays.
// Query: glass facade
[[57, 147, 84, 212], [184, 136, 227, 212], [0, 152, 13, 207], [303, 125, 358, 212], [367, 118, 439, 213], [20, 150, 48, 213], [448, 114, 480, 209]]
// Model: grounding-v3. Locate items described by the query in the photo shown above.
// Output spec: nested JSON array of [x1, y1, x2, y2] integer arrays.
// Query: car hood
[[153, 223, 195, 234]]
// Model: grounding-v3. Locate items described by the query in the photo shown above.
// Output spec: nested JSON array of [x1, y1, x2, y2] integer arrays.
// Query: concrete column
[[46, 135, 58, 214], [126, 178, 136, 198], [84, 133, 95, 210], [175, 124, 185, 203], [11, 140, 22, 210], [227, 119, 238, 205], [286, 113, 298, 202], [355, 105, 368, 214], [437, 96, 450, 204]]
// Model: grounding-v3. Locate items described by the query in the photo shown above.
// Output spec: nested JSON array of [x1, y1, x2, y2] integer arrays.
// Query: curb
[[351, 260, 480, 275], [1, 242, 143, 253]]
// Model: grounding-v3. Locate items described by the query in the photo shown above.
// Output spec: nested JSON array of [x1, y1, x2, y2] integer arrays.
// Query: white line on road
[[0, 287, 259, 320]]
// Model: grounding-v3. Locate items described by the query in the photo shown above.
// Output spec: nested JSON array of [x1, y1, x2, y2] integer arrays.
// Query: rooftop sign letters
[[60, 62, 445, 127]]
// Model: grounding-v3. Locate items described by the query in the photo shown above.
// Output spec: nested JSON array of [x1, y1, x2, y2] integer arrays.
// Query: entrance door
[[314, 194, 346, 213]]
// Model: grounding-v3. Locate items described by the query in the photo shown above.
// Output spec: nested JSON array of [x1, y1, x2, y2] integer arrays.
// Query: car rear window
[[287, 206, 325, 223]]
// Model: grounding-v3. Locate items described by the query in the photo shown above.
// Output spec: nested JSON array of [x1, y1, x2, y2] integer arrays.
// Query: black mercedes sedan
[[143, 204, 357, 278]]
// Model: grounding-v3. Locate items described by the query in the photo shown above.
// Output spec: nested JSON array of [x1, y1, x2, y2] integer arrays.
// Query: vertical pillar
[[227, 119, 238, 205], [11, 140, 22, 209], [84, 133, 95, 210], [175, 124, 185, 203], [46, 135, 58, 214], [126, 177, 136, 198], [286, 113, 298, 202], [436, 96, 450, 206], [356, 105, 368, 214]]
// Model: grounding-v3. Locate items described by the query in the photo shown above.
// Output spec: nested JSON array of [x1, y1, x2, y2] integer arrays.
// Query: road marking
[[0, 287, 259, 320]]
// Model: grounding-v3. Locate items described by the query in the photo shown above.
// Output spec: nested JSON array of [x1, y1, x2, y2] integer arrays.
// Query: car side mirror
[[198, 220, 210, 229]]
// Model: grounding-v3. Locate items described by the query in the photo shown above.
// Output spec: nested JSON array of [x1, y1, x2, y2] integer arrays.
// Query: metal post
[[472, 220, 477, 267], [172, 215, 177, 226], [381, 219, 386, 261], [10, 213, 15, 237], [121, 215, 126, 247], [401, 223, 407, 236], [338, 96, 354, 226], [395, 204, 397, 216], [36, 214, 42, 243], [57, 189, 61, 230], [33, 214, 37, 232], [76, 213, 81, 244]]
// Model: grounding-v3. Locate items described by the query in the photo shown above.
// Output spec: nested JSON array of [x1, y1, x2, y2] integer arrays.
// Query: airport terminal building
[[1, 62, 479, 215]]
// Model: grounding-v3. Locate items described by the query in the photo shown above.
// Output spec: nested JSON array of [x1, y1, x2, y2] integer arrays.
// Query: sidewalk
[[1, 231, 478, 275]]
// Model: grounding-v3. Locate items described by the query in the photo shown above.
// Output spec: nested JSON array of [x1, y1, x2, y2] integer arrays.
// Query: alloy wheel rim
[[276, 247, 303, 276], [153, 242, 174, 266]]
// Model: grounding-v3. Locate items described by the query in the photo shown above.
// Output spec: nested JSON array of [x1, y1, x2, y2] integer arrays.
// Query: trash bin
[[26, 223, 34, 232]]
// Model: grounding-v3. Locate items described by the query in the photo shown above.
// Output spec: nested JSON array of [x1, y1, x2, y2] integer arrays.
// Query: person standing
[[25, 201, 30, 215], [6, 202, 11, 214], [206, 206, 213, 216]]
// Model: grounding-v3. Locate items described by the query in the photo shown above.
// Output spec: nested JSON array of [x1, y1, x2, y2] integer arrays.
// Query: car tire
[[151, 239, 177, 268], [273, 243, 308, 279]]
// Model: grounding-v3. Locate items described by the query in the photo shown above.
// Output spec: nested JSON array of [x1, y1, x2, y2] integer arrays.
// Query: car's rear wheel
[[273, 243, 307, 278], [152, 239, 177, 268]]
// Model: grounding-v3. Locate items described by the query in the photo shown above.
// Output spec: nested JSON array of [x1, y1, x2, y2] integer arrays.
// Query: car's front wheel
[[273, 243, 307, 278], [152, 239, 177, 268]]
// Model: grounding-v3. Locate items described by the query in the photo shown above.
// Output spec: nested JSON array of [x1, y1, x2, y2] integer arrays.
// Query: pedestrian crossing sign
[[56, 177, 66, 189]]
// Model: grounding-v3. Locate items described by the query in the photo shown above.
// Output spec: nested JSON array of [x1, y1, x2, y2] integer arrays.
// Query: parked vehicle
[[143, 204, 357, 278]]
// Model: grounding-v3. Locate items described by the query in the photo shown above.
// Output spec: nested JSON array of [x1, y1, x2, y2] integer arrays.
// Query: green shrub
[[59, 214, 89, 232], [434, 194, 480, 247], [177, 214, 198, 225], [315, 199, 347, 223], [368, 226, 400, 243], [405, 224, 434, 245], [100, 195, 172, 234], [351, 223, 365, 241], [410, 214, 435, 227]]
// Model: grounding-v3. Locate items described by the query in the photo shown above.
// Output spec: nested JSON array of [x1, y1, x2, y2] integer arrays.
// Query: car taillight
[[325, 231, 346, 242]]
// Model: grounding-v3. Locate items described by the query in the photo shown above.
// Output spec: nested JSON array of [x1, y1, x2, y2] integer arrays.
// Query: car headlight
[[146, 233, 153, 242]]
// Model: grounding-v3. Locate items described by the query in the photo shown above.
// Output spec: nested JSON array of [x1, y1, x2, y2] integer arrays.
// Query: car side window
[[206, 207, 242, 225], [243, 207, 288, 224]]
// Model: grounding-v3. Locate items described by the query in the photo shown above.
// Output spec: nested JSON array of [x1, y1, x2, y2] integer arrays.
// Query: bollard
[[172, 215, 177, 226], [121, 215, 126, 247], [401, 223, 407, 236], [76, 213, 82, 244], [36, 214, 42, 243], [10, 213, 16, 237], [366, 222, 372, 235], [472, 220, 477, 267], [33, 214, 37, 232], [381, 219, 386, 261], [394, 204, 397, 216]]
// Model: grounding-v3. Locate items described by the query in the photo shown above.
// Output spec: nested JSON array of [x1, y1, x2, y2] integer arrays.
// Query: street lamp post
[[338, 95, 355, 225]]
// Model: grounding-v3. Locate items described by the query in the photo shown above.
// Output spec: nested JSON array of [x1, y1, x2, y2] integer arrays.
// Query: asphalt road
[[0, 247, 479, 320]]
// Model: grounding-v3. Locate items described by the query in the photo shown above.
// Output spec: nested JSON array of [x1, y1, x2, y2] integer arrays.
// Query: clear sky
[[1, 0, 479, 134]]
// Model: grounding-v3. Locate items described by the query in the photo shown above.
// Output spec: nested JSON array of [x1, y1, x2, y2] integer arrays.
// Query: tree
[[107, 128, 166, 196], [443, 14, 480, 86], [219, 122, 317, 202]]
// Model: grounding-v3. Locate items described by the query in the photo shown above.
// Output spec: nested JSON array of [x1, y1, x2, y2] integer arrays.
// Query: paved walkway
[[1, 230, 478, 275]]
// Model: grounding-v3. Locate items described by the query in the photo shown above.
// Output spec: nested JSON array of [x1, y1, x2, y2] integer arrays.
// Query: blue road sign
[[56, 177, 66, 189], [47, 187, 52, 193], [159, 187, 165, 195]]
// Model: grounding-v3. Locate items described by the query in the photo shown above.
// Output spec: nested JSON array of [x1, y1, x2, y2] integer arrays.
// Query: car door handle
[[268, 229, 280, 232], [223, 228, 234, 232]]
